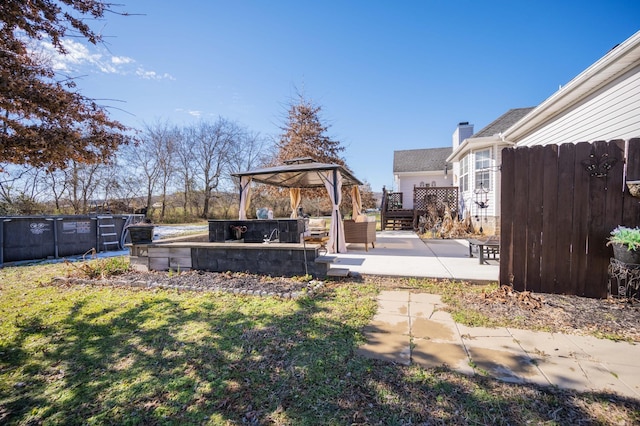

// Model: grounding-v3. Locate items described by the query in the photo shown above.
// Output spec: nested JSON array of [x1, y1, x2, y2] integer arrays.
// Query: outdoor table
[[468, 237, 500, 265], [304, 234, 329, 255]]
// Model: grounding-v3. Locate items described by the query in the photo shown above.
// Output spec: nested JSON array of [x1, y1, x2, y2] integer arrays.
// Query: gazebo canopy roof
[[232, 157, 363, 188]]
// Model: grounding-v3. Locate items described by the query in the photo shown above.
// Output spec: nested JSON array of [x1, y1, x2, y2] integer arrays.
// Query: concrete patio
[[324, 230, 499, 282]]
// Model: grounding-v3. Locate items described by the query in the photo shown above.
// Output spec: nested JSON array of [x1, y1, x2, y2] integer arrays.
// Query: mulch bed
[[54, 270, 323, 299], [457, 284, 640, 342]]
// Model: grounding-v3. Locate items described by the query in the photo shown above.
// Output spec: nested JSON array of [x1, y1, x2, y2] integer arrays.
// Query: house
[[385, 30, 640, 234], [386, 114, 531, 233], [446, 108, 534, 234], [392, 147, 453, 210], [448, 30, 640, 234], [383, 147, 455, 230]]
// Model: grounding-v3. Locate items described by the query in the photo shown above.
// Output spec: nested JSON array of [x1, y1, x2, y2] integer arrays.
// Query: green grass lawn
[[1, 261, 638, 425]]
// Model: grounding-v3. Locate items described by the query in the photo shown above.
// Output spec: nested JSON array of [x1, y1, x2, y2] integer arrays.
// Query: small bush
[[66, 256, 131, 279]]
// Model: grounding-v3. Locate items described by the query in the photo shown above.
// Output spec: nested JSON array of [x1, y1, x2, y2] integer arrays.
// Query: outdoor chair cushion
[[354, 214, 376, 223], [308, 218, 327, 235]]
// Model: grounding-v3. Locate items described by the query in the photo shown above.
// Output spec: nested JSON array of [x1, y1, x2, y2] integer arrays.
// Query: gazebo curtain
[[351, 185, 362, 219], [238, 176, 252, 220], [289, 188, 301, 218], [321, 170, 346, 253]]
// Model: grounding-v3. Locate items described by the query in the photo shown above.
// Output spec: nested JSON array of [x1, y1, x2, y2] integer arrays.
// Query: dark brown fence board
[[540, 144, 559, 293], [511, 147, 531, 290], [603, 140, 625, 294], [554, 143, 576, 294], [580, 141, 608, 297], [499, 147, 515, 286], [569, 142, 592, 296], [626, 138, 640, 180], [526, 146, 545, 291]]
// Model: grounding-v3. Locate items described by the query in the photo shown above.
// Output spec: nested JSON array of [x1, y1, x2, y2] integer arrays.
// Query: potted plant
[[607, 225, 640, 264]]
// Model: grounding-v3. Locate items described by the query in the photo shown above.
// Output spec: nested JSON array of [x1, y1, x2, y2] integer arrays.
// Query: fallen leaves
[[482, 285, 544, 310]]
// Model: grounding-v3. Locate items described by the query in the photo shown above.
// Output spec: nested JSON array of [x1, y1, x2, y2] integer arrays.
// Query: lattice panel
[[386, 192, 403, 210], [413, 187, 458, 213]]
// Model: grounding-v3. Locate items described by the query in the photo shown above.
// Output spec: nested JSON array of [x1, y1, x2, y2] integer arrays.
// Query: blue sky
[[50, 1, 640, 191]]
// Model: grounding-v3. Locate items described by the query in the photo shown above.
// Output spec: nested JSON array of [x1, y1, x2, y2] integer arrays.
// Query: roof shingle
[[472, 107, 535, 138], [393, 147, 452, 173]]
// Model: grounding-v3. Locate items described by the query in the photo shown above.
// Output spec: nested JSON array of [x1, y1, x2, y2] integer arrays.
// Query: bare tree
[[122, 131, 162, 218], [226, 130, 271, 185], [111, 172, 145, 213], [175, 127, 198, 220], [142, 122, 178, 221], [43, 168, 69, 212], [65, 161, 103, 214], [188, 118, 241, 218], [0, 165, 47, 214]]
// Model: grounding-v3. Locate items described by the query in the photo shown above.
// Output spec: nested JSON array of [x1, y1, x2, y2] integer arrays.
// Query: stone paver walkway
[[357, 290, 640, 400]]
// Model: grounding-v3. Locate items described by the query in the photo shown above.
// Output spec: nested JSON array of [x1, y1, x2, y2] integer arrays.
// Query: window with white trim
[[475, 149, 491, 190], [460, 155, 469, 192]]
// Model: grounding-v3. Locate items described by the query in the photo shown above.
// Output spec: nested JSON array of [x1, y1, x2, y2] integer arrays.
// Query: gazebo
[[232, 158, 364, 253]]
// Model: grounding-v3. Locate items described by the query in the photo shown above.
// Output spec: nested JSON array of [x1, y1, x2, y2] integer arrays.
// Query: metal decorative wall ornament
[[581, 152, 618, 178], [474, 182, 489, 233]]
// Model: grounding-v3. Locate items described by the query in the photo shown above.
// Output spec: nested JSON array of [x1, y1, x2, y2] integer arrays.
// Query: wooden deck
[[381, 209, 414, 230], [381, 186, 459, 231]]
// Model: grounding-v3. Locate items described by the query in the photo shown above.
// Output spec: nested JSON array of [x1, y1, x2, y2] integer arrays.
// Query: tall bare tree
[[122, 135, 161, 218], [141, 122, 177, 221], [66, 160, 102, 214], [43, 167, 69, 212], [175, 128, 198, 219], [188, 118, 240, 218]]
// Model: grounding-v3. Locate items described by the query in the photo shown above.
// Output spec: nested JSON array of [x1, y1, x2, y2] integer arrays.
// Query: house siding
[[517, 64, 640, 147], [396, 172, 451, 209], [456, 145, 502, 234]]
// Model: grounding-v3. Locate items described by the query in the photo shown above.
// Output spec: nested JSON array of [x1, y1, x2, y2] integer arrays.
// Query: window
[[475, 149, 491, 190], [460, 155, 469, 192]]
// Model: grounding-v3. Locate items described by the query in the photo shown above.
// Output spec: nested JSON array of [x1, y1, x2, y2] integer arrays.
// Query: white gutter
[[446, 136, 508, 163]]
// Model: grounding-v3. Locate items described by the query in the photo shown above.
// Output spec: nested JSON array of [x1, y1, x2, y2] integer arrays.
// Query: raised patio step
[[315, 255, 337, 264], [327, 267, 350, 277]]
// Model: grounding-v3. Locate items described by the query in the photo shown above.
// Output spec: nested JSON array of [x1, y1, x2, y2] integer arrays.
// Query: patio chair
[[344, 215, 376, 251]]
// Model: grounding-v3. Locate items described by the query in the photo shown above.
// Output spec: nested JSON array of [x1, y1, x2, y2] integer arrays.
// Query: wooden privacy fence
[[500, 139, 640, 298]]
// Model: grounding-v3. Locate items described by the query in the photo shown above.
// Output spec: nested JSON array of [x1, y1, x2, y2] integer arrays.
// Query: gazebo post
[[333, 168, 340, 252]]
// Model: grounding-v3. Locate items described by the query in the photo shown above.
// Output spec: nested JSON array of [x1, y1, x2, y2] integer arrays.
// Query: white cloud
[[30, 37, 173, 81], [188, 110, 202, 117], [111, 56, 134, 65], [135, 67, 175, 81]]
